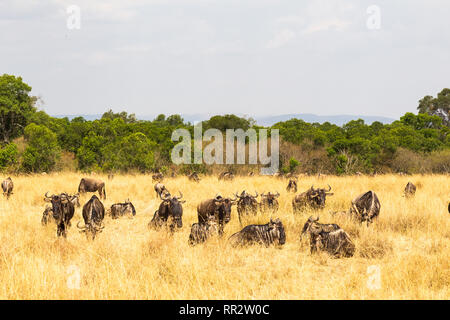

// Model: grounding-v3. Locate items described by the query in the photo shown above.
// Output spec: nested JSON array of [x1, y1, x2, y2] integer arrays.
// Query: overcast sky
[[1, 0, 449, 118]]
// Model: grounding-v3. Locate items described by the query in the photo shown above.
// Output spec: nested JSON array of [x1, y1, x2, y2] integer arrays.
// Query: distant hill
[[52, 113, 395, 127]]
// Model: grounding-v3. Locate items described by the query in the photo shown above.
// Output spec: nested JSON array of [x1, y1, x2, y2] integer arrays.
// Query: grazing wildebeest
[[350, 190, 381, 225], [188, 215, 219, 246], [78, 178, 106, 199], [292, 185, 334, 213], [152, 172, 164, 182], [41, 205, 54, 226], [259, 192, 280, 213], [286, 178, 298, 193], [44, 192, 75, 237], [218, 171, 234, 181], [154, 183, 169, 198], [300, 216, 355, 258], [109, 199, 136, 219], [228, 218, 286, 247], [236, 191, 259, 225], [188, 172, 200, 182], [197, 195, 236, 234], [149, 192, 185, 232], [1, 177, 13, 198], [404, 182, 416, 198], [77, 195, 105, 240]]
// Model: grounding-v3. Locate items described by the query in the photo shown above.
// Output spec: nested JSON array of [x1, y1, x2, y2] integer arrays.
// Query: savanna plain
[[0, 173, 448, 299]]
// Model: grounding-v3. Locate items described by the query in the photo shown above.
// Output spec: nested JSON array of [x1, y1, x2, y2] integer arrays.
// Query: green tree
[[0, 74, 36, 143], [0, 143, 18, 170], [21, 124, 60, 172]]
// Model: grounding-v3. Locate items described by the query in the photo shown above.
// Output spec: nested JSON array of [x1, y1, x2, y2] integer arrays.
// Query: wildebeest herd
[[1, 174, 449, 259]]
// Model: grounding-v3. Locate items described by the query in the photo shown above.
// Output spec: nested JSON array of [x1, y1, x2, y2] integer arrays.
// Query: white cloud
[[266, 29, 296, 49]]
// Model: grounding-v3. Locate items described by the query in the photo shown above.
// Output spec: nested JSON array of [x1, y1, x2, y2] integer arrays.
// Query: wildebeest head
[[307, 185, 333, 209], [236, 190, 258, 206], [44, 192, 70, 221], [268, 218, 286, 245], [214, 194, 237, 224], [286, 178, 298, 192], [261, 191, 280, 205], [161, 191, 185, 229], [61, 192, 80, 208], [300, 216, 320, 238]]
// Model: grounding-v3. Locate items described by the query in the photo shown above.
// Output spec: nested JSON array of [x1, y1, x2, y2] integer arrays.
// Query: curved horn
[[44, 191, 52, 199], [327, 184, 332, 192], [310, 185, 314, 190], [175, 191, 183, 200], [252, 191, 258, 198], [77, 221, 86, 230]]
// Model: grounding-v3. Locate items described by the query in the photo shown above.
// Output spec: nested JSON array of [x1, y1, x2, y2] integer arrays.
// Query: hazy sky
[[1, 0, 449, 118]]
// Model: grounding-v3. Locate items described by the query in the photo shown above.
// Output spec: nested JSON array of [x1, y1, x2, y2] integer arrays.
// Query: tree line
[[1, 74, 449, 175]]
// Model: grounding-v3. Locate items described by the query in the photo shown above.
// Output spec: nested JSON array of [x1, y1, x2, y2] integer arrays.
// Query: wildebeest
[[404, 182, 416, 198], [149, 192, 185, 232], [41, 205, 54, 225], [77, 195, 105, 240], [109, 199, 136, 219], [1, 177, 13, 198], [236, 191, 259, 225], [152, 172, 164, 182], [78, 178, 106, 199], [188, 172, 200, 182], [154, 183, 169, 198], [350, 190, 381, 224], [197, 195, 236, 234], [228, 218, 286, 247], [44, 192, 75, 237], [292, 185, 334, 213], [218, 171, 234, 181], [259, 192, 280, 213], [62, 192, 80, 208], [300, 216, 355, 258], [188, 215, 219, 246], [286, 178, 298, 193]]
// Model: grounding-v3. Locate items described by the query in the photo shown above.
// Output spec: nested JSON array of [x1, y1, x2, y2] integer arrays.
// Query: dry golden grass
[[0, 173, 448, 299]]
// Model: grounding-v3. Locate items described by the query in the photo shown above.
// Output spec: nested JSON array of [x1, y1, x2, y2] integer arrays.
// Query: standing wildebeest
[[154, 183, 169, 198], [78, 178, 106, 200], [197, 195, 236, 234], [350, 191, 381, 225], [2, 177, 13, 198], [236, 191, 259, 225], [188, 214, 219, 246], [292, 185, 334, 213], [77, 195, 105, 240], [228, 218, 286, 247], [286, 178, 298, 193], [259, 192, 280, 213], [188, 172, 200, 182], [109, 199, 136, 219], [218, 171, 234, 181], [152, 172, 164, 182], [404, 182, 417, 198], [44, 192, 75, 237], [300, 216, 355, 258], [149, 192, 185, 232]]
